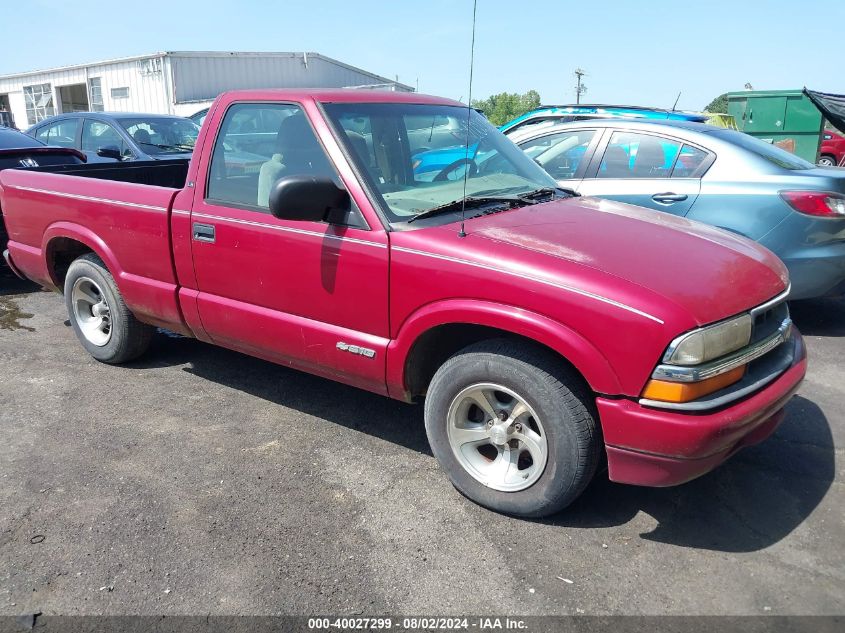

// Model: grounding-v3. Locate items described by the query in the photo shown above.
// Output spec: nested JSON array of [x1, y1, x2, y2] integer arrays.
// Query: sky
[[1, 0, 842, 112]]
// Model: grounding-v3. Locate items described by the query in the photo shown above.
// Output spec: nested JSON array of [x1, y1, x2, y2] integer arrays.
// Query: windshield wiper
[[406, 187, 579, 224], [518, 186, 579, 201], [406, 196, 520, 223], [135, 141, 186, 151]]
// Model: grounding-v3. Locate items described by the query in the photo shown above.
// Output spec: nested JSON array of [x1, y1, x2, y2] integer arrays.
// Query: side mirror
[[268, 175, 350, 222], [96, 145, 123, 160]]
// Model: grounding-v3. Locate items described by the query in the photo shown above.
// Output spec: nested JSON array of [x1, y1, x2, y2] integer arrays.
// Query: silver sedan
[[507, 119, 845, 300]]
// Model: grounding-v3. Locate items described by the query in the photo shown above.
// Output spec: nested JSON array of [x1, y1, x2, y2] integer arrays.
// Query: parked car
[[818, 129, 845, 167], [500, 104, 708, 136], [26, 113, 199, 163], [189, 108, 209, 127], [0, 126, 86, 170], [0, 126, 86, 256], [1, 90, 805, 518], [507, 119, 845, 300]]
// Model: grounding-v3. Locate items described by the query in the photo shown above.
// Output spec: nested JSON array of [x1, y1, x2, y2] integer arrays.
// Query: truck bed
[[0, 161, 188, 332], [23, 158, 190, 189]]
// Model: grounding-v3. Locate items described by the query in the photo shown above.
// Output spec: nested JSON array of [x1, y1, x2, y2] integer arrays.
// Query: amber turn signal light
[[642, 366, 746, 403]]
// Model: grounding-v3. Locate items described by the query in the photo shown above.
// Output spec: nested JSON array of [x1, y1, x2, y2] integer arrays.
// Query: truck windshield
[[323, 103, 559, 225], [117, 117, 200, 155]]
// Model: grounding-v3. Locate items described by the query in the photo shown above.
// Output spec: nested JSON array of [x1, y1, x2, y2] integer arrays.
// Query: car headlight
[[664, 314, 753, 366]]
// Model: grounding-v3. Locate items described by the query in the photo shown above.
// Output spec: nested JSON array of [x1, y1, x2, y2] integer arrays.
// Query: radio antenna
[[458, 0, 478, 239], [671, 91, 682, 112]]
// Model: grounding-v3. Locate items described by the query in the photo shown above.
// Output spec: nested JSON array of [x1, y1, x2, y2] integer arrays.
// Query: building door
[[0, 94, 14, 128], [57, 84, 89, 113]]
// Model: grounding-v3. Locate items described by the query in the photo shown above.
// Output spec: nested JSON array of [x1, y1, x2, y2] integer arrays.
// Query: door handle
[[652, 193, 688, 204], [192, 222, 216, 243]]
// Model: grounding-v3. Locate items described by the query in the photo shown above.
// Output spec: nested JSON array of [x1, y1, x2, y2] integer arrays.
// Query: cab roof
[[216, 89, 463, 107]]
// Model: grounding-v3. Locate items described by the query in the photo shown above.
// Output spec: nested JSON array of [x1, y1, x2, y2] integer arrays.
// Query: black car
[[27, 113, 200, 163], [189, 107, 209, 127], [1, 126, 86, 257]]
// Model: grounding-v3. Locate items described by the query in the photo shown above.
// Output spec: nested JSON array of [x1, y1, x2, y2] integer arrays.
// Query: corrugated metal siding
[[171, 53, 411, 103], [0, 52, 412, 129]]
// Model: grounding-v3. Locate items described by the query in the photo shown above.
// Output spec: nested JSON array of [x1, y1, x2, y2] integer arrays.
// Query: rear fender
[[41, 222, 185, 331], [42, 222, 122, 290]]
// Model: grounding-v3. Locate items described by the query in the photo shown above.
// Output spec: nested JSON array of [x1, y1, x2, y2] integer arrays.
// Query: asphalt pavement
[[1, 266, 842, 616]]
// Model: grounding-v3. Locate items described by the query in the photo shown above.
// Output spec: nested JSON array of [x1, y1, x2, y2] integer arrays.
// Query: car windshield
[[323, 103, 559, 225], [117, 117, 200, 155], [706, 128, 815, 170]]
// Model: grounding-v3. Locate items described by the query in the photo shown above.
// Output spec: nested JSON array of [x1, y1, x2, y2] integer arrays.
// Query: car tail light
[[780, 191, 845, 217]]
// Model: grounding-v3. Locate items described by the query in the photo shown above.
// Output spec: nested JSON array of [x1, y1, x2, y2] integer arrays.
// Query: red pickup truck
[[0, 90, 806, 517]]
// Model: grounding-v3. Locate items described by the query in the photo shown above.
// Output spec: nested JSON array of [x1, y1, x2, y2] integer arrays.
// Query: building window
[[88, 77, 104, 111], [23, 83, 55, 125], [111, 87, 129, 99]]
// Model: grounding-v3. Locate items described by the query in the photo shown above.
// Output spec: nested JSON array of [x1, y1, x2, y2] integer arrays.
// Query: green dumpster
[[727, 89, 823, 163]]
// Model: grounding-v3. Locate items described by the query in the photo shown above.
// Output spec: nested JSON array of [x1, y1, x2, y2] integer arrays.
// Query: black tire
[[63, 253, 153, 363], [424, 339, 600, 518], [818, 155, 837, 167]]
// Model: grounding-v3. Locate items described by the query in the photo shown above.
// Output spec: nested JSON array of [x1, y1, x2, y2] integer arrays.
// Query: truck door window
[[206, 103, 339, 211]]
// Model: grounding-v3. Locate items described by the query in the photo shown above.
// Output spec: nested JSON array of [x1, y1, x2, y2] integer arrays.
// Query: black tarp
[[804, 88, 845, 135]]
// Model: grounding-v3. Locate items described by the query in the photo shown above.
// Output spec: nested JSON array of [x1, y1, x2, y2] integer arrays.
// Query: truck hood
[[430, 196, 788, 326]]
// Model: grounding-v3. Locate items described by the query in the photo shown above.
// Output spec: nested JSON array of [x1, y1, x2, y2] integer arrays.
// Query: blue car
[[26, 112, 199, 163], [413, 104, 708, 181], [501, 104, 708, 135], [507, 118, 845, 300]]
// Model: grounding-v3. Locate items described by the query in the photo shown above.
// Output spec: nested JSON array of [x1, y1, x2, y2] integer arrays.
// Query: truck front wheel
[[64, 253, 153, 364], [424, 339, 600, 518]]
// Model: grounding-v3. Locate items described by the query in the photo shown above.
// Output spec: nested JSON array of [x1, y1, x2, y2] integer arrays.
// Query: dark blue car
[[26, 112, 199, 163]]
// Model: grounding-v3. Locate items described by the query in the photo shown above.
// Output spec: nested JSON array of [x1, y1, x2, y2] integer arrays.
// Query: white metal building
[[0, 51, 414, 129]]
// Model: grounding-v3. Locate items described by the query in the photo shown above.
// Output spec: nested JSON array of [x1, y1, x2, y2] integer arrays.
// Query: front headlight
[[664, 314, 753, 366]]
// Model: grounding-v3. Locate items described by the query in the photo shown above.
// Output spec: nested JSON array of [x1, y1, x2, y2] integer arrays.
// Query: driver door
[[188, 102, 390, 393]]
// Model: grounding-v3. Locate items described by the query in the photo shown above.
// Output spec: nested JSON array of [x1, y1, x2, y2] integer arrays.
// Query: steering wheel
[[433, 158, 478, 182]]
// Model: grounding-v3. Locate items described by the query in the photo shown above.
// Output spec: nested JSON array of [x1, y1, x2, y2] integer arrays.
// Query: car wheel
[[424, 339, 601, 518], [818, 155, 837, 167], [64, 253, 153, 363]]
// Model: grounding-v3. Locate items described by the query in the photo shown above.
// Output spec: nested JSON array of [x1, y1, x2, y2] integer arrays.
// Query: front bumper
[[598, 331, 807, 487]]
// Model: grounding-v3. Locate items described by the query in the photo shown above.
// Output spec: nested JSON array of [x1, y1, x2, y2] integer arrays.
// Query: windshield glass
[[117, 117, 200, 155], [323, 103, 559, 225], [706, 128, 815, 170]]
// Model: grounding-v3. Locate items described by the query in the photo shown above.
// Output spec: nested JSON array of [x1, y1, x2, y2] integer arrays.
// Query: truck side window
[[206, 103, 338, 211]]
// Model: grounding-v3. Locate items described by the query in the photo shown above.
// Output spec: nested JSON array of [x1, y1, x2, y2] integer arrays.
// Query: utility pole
[[574, 68, 587, 104]]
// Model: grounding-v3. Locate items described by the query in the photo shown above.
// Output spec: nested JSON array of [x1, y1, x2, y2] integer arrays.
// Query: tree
[[471, 90, 542, 126], [704, 93, 729, 113]]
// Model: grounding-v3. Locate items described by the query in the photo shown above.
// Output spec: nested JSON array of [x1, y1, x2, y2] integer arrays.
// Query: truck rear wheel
[[424, 339, 600, 518], [64, 253, 153, 364]]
